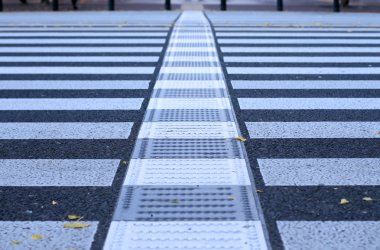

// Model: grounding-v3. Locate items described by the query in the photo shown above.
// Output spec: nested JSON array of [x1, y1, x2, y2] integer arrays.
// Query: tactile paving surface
[[153, 89, 226, 98], [144, 109, 233, 122], [113, 186, 257, 221]]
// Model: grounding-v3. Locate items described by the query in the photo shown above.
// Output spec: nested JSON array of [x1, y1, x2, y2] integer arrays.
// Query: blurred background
[[3, 0, 380, 12]]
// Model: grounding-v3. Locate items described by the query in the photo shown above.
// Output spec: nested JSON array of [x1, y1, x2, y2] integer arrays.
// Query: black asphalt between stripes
[[0, 89, 148, 98], [0, 62, 157, 67], [0, 110, 141, 122], [210, 17, 380, 250], [0, 20, 177, 250], [241, 110, 380, 122]]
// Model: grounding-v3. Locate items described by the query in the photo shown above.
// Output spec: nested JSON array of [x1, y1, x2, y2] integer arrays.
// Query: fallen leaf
[[52, 200, 58, 205], [227, 196, 235, 200], [377, 131, 380, 135], [363, 197, 374, 201], [256, 189, 264, 193], [234, 136, 247, 142], [31, 234, 43, 240], [63, 223, 90, 229], [68, 214, 81, 220], [122, 160, 128, 165], [10, 240, 21, 245], [340, 198, 349, 205]]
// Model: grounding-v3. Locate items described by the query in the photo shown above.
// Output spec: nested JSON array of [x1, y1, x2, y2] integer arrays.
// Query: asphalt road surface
[[0, 10, 379, 250]]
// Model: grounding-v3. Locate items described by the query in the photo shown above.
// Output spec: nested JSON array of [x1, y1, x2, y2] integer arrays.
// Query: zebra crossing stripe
[[222, 47, 380, 53], [231, 80, 380, 89], [218, 39, 380, 44], [277, 221, 380, 249], [0, 47, 163, 53], [228, 67, 380, 75], [215, 27, 380, 32], [0, 159, 120, 186], [0, 67, 155, 74], [216, 32, 380, 37], [257, 158, 380, 186], [0, 122, 133, 139], [0, 39, 166, 44], [0, 32, 168, 37], [238, 98, 380, 109], [0, 98, 143, 110], [225, 57, 380, 63], [246, 122, 380, 138], [0, 56, 159, 62], [0, 80, 150, 90]]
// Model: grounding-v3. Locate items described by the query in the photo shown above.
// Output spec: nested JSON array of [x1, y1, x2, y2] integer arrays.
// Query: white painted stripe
[[160, 67, 223, 74], [148, 98, 232, 109], [0, 67, 155, 74], [222, 47, 380, 53], [0, 159, 120, 186], [227, 67, 380, 75], [239, 98, 380, 109], [0, 56, 159, 62], [224, 56, 380, 63], [0, 80, 150, 90], [0, 98, 143, 110], [124, 159, 251, 185], [138, 122, 238, 138], [0, 47, 162, 53], [216, 32, 380, 37], [258, 158, 380, 186], [231, 80, 380, 89], [0, 27, 169, 31], [215, 27, 380, 32], [0, 39, 165, 44], [246, 122, 380, 138], [277, 221, 380, 250], [219, 38, 380, 44], [155, 80, 225, 89], [0, 221, 98, 249], [0, 122, 133, 139], [104, 221, 267, 250], [0, 32, 167, 37]]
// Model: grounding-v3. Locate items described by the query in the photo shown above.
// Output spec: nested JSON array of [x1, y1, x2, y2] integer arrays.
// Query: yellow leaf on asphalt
[[340, 198, 349, 205], [363, 197, 374, 201], [234, 136, 247, 142], [227, 196, 235, 200], [63, 223, 90, 229], [31, 234, 43, 240], [68, 214, 81, 220], [122, 160, 128, 165], [10, 240, 21, 245], [256, 189, 264, 193]]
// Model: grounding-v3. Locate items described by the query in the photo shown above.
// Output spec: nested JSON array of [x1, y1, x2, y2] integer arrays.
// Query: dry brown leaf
[[68, 214, 82, 220], [63, 223, 90, 229], [227, 196, 235, 200], [256, 190, 264, 193], [234, 136, 247, 142], [10, 240, 21, 245], [340, 198, 349, 205], [31, 234, 43, 240]]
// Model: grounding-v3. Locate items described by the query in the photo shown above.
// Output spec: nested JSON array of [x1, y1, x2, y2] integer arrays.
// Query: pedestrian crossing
[[0, 18, 175, 249], [212, 21, 380, 249]]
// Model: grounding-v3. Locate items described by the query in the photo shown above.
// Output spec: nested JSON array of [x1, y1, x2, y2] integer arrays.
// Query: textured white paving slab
[[0, 32, 168, 37], [0, 56, 159, 62], [148, 98, 232, 109], [0, 98, 143, 110], [232, 80, 380, 89], [277, 221, 380, 250], [0, 80, 150, 90], [0, 39, 166, 44], [238, 98, 380, 110], [0, 159, 120, 186], [160, 67, 223, 74], [246, 122, 380, 138], [155, 80, 226, 89], [218, 39, 380, 44], [0, 221, 98, 249], [138, 122, 238, 138], [164, 56, 219, 62], [0, 122, 133, 139], [258, 158, 380, 186], [225, 57, 380, 63], [0, 47, 162, 53], [104, 221, 267, 250], [0, 67, 155, 74], [227, 67, 380, 75], [124, 159, 251, 185]]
